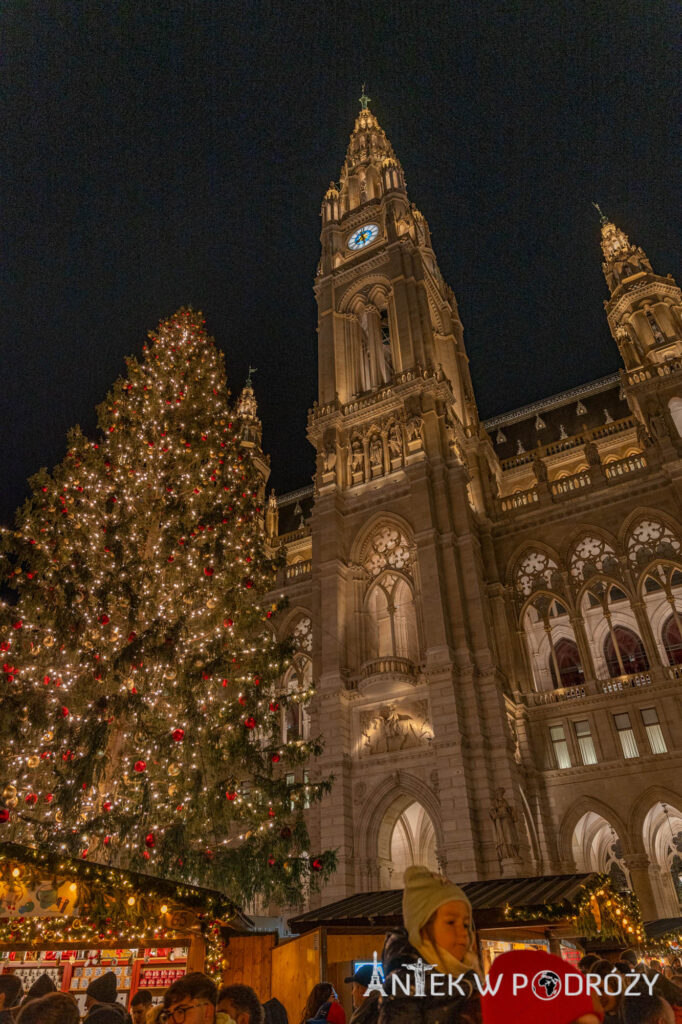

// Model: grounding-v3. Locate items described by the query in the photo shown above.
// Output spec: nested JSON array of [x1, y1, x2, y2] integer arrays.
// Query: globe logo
[[531, 970, 562, 1000]]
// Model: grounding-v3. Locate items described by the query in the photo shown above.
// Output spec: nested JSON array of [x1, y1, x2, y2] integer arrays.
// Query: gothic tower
[[306, 95, 528, 899], [596, 207, 682, 450]]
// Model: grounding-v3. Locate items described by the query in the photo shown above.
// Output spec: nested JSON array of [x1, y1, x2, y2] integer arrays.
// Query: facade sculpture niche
[[359, 700, 433, 756]]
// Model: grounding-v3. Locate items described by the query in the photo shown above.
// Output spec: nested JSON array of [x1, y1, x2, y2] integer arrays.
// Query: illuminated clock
[[348, 223, 379, 251]]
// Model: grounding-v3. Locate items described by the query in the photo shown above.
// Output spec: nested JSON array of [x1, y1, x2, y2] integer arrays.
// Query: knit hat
[[481, 950, 604, 1024], [402, 864, 474, 954], [86, 972, 118, 1004], [25, 975, 57, 1002]]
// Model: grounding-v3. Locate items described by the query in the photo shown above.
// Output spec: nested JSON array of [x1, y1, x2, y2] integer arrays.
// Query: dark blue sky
[[2, 0, 679, 524]]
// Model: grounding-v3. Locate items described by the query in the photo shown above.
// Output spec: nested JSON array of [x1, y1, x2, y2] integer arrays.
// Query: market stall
[[0, 842, 252, 1010], [282, 873, 644, 1021]]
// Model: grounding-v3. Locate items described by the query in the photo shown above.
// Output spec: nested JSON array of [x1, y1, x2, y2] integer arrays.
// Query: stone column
[[622, 853, 658, 921], [631, 599, 664, 672], [569, 613, 596, 682]]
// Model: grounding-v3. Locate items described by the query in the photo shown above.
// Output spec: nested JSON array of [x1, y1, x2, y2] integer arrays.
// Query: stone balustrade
[[522, 666, 680, 707]]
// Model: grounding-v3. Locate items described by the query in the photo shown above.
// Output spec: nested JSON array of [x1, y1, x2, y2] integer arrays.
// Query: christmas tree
[[0, 308, 333, 904]]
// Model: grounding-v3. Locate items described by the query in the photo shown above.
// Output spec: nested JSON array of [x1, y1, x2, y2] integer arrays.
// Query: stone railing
[[358, 657, 417, 682], [605, 453, 647, 479], [625, 357, 682, 386], [284, 559, 312, 582], [551, 470, 591, 497], [498, 487, 539, 513], [521, 667, 680, 707], [499, 417, 636, 471]]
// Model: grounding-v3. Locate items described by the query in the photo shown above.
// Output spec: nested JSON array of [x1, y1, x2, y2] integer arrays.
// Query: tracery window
[[291, 615, 313, 654], [663, 616, 682, 666], [364, 524, 412, 578], [604, 626, 649, 676], [515, 549, 560, 597], [626, 518, 681, 569], [549, 638, 583, 689], [366, 572, 419, 661], [282, 616, 313, 742], [569, 536, 620, 583]]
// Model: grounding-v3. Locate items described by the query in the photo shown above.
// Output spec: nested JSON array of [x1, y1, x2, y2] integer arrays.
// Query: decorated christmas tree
[[0, 308, 333, 904]]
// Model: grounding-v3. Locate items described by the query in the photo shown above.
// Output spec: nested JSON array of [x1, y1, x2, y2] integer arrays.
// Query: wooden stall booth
[[0, 842, 252, 1013], [277, 873, 644, 1023]]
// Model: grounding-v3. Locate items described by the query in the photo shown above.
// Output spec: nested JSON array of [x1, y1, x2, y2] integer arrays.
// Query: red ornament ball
[[268, 856, 276, 867], [0, 810, 9, 824], [224, 618, 233, 628], [102, 801, 112, 812], [268, 807, 275, 818], [99, 614, 110, 625], [25, 793, 38, 805], [60, 706, 69, 717], [142, 850, 150, 860], [204, 566, 214, 577], [243, 578, 254, 589], [312, 858, 323, 872], [133, 760, 146, 773], [225, 791, 237, 801], [171, 728, 185, 742], [271, 754, 280, 763], [269, 701, 280, 712], [12, 621, 22, 630], [145, 832, 155, 848], [45, 793, 53, 803], [244, 717, 256, 729]]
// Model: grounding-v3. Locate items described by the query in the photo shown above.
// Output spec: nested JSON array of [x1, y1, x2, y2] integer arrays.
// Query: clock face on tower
[[348, 223, 379, 251]]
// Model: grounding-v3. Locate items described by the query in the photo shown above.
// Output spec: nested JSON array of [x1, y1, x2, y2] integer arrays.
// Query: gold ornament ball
[[206, 598, 217, 610], [168, 763, 181, 777], [168, 784, 178, 796], [75, 593, 84, 604], [164, 669, 177, 680], [43, 636, 54, 648], [2, 785, 17, 800], [27, 755, 40, 768], [125, 679, 136, 691]]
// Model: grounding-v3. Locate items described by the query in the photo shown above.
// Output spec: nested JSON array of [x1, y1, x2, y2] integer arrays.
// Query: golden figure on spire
[[359, 83, 371, 110]]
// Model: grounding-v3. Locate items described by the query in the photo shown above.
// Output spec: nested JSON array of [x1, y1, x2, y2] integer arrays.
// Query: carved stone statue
[[351, 439, 364, 473], [489, 788, 520, 860], [407, 415, 423, 443], [533, 452, 548, 483], [388, 423, 402, 458], [322, 445, 337, 473], [369, 435, 383, 467]]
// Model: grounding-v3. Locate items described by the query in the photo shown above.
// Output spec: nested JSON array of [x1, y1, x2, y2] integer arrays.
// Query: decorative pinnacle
[[359, 83, 371, 110], [592, 201, 609, 226], [246, 365, 258, 386]]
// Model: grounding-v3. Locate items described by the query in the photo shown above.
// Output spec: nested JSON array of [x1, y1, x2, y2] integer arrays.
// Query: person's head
[[85, 972, 118, 1010], [670, 957, 681, 969], [131, 991, 153, 1024], [621, 949, 640, 968], [649, 960, 663, 973], [621, 991, 675, 1024], [216, 986, 264, 1024], [402, 865, 474, 963], [23, 975, 57, 1005], [578, 953, 602, 974], [17, 993, 79, 1024], [0, 976, 23, 1011], [480, 950, 604, 1024], [344, 966, 373, 1010], [589, 959, 621, 1014], [163, 973, 217, 1024], [299, 985, 332, 1024]]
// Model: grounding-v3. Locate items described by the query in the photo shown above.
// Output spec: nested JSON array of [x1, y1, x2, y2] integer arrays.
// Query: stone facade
[[263, 104, 682, 921]]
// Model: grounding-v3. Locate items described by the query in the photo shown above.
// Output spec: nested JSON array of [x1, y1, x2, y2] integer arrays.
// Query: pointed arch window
[[663, 615, 682, 666], [367, 573, 418, 661], [380, 308, 393, 381], [604, 626, 649, 676], [549, 638, 583, 689]]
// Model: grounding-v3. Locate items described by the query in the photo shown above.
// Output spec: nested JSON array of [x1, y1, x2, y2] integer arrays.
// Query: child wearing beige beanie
[[401, 865, 482, 979]]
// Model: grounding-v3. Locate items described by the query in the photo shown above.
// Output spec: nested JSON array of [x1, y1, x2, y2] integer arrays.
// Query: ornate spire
[[598, 213, 653, 293], [341, 101, 400, 177]]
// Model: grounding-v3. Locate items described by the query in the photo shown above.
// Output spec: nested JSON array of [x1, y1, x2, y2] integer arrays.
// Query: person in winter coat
[[377, 864, 483, 1024], [262, 999, 287, 1024], [299, 987, 335, 1024], [16, 993, 79, 1024], [0, 976, 23, 1024], [345, 967, 379, 1024], [480, 950, 604, 1024], [21, 976, 56, 1008], [83, 972, 127, 1024]]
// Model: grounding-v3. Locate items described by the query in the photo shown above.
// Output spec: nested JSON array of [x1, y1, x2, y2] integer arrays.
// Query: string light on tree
[[0, 308, 334, 903]]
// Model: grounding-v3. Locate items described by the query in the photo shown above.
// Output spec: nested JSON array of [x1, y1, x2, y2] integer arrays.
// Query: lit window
[[641, 708, 667, 754], [286, 772, 295, 811], [303, 769, 310, 809], [549, 725, 571, 769], [614, 713, 639, 758], [574, 720, 598, 765]]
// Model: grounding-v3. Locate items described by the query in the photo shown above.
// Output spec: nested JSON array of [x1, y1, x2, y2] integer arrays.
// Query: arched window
[[663, 615, 682, 665], [626, 517, 681, 569], [549, 638, 583, 689], [515, 549, 560, 597], [367, 573, 418, 661], [604, 626, 649, 676]]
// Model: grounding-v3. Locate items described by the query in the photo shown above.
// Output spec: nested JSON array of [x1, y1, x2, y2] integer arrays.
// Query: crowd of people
[[1, 864, 681, 1024]]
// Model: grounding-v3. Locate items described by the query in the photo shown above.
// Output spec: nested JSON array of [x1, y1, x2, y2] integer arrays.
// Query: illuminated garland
[[0, 843, 230, 976], [503, 875, 645, 945]]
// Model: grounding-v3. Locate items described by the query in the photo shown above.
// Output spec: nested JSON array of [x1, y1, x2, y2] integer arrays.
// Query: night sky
[[2, 1, 679, 526]]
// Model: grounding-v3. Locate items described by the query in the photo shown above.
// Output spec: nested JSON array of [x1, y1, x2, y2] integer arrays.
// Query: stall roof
[[645, 917, 682, 938], [289, 874, 597, 933]]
